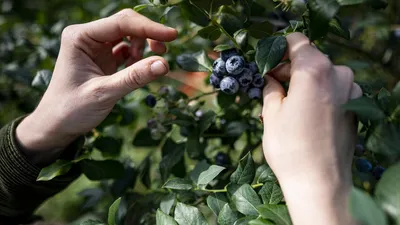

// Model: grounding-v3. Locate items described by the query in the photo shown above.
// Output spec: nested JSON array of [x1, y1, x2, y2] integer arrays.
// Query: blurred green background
[[1, 0, 399, 223]]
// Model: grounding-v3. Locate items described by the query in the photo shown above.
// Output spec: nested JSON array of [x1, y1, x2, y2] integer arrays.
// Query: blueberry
[[238, 68, 253, 87], [221, 48, 239, 61], [210, 73, 221, 89], [212, 58, 227, 77], [394, 28, 400, 38], [147, 119, 157, 129], [145, 94, 157, 108], [252, 74, 265, 88], [355, 144, 365, 156], [215, 152, 230, 166], [248, 88, 262, 99], [220, 77, 240, 95], [246, 61, 259, 75], [195, 110, 203, 118], [372, 166, 385, 180], [226, 56, 245, 75], [355, 158, 372, 173]]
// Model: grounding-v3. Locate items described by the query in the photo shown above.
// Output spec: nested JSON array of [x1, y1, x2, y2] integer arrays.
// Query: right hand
[[261, 33, 362, 225]]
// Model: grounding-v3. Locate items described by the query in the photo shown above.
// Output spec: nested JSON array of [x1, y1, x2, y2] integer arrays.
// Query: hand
[[16, 9, 177, 164], [262, 33, 362, 225]]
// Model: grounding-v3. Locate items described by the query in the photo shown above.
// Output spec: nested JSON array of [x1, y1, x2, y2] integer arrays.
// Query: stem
[[189, 90, 218, 101], [388, 105, 400, 122], [212, 20, 242, 51]]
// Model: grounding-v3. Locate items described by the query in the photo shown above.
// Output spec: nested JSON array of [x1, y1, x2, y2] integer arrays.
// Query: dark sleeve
[[0, 117, 84, 225]]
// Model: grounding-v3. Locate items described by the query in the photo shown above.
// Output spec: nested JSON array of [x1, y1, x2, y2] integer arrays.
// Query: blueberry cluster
[[354, 144, 385, 180], [210, 49, 265, 99]]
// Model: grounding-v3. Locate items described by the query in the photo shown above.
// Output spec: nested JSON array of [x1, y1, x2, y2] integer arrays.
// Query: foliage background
[[1, 0, 400, 224]]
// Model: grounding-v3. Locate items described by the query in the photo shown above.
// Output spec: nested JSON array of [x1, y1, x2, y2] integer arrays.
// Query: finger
[[334, 65, 355, 101], [112, 42, 131, 67], [130, 37, 146, 65], [262, 76, 285, 117], [350, 83, 363, 99], [147, 39, 167, 54], [83, 9, 178, 43], [269, 62, 291, 82], [105, 56, 169, 99], [285, 32, 324, 61]]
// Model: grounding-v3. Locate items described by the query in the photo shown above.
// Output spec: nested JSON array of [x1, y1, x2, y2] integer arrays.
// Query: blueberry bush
[[1, 0, 400, 224]]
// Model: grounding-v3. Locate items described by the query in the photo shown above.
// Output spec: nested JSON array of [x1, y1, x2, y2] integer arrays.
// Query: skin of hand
[[16, 9, 178, 165], [262, 33, 362, 225]]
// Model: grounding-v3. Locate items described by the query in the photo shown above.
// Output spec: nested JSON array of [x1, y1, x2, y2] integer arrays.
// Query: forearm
[[280, 177, 358, 225], [0, 117, 82, 224]]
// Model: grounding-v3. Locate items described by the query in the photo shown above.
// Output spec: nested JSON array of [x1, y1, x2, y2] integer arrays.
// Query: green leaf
[[256, 164, 277, 183], [234, 216, 258, 225], [214, 44, 234, 52], [163, 178, 193, 190], [248, 217, 274, 225], [366, 122, 400, 155], [157, 209, 178, 225], [255, 36, 287, 75], [160, 139, 185, 181], [132, 128, 161, 147], [224, 121, 249, 137], [78, 220, 105, 225], [259, 182, 283, 205], [393, 81, 400, 101], [328, 17, 350, 40], [218, 10, 244, 36], [180, 1, 210, 27], [218, 92, 236, 108], [232, 184, 262, 216], [160, 193, 176, 215], [307, 0, 340, 41], [186, 130, 204, 159], [218, 203, 241, 225], [234, 29, 249, 49], [248, 21, 273, 39], [257, 204, 292, 225], [342, 97, 386, 120], [94, 136, 122, 157], [375, 162, 400, 224], [198, 110, 217, 134], [133, 4, 150, 12], [108, 197, 121, 225], [37, 160, 72, 181], [31, 69, 52, 90], [207, 193, 228, 216], [350, 187, 388, 225], [230, 152, 255, 184], [80, 159, 124, 180], [174, 202, 208, 225], [198, 25, 222, 41], [176, 50, 212, 72], [197, 165, 225, 186], [190, 160, 210, 183], [337, 0, 366, 5]]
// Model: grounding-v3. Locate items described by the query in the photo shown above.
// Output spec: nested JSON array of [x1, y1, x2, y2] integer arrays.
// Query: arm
[[0, 9, 177, 224], [262, 33, 363, 225]]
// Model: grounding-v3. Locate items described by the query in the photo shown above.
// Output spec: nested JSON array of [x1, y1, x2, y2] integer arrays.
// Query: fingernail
[[151, 60, 168, 75]]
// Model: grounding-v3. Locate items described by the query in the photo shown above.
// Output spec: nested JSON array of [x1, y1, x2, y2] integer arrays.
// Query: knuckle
[[125, 68, 144, 89], [314, 57, 332, 73], [61, 25, 84, 45], [115, 8, 134, 20]]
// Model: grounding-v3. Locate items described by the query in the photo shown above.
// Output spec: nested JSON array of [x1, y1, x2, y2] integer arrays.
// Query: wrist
[[15, 112, 78, 165]]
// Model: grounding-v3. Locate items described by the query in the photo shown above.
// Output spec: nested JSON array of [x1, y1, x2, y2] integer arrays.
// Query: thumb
[[262, 75, 285, 117], [106, 56, 169, 99]]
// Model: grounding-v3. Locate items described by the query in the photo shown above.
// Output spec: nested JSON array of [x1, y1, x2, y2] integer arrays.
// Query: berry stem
[[211, 20, 242, 52]]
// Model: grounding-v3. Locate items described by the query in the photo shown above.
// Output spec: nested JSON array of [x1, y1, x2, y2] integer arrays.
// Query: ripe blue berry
[[252, 74, 265, 88], [145, 95, 157, 108], [394, 28, 400, 38], [215, 152, 230, 166], [195, 110, 203, 118], [221, 49, 239, 61], [372, 166, 385, 180], [226, 56, 245, 75], [246, 61, 259, 75], [147, 119, 157, 129], [213, 58, 227, 77], [355, 158, 372, 173], [210, 73, 221, 89], [220, 77, 240, 95], [248, 88, 262, 99], [238, 68, 253, 87]]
